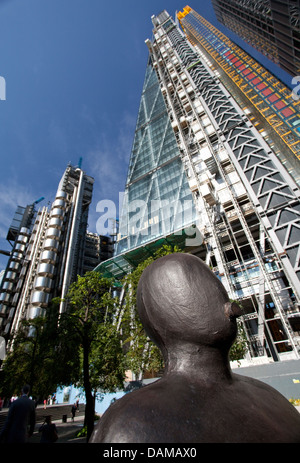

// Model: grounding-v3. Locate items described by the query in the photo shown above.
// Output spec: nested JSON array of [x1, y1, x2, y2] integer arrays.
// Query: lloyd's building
[[0, 163, 113, 353], [96, 7, 300, 373]]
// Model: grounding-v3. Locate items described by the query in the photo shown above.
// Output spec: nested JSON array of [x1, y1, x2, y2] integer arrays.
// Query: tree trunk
[[84, 389, 95, 442], [83, 340, 95, 442]]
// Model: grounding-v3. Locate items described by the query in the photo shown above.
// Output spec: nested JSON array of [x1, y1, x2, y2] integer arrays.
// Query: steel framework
[[147, 10, 300, 361]]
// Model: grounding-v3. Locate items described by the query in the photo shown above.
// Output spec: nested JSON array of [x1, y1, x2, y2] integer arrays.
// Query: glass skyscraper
[[116, 56, 197, 253], [96, 8, 300, 364], [97, 52, 199, 279], [178, 6, 300, 179]]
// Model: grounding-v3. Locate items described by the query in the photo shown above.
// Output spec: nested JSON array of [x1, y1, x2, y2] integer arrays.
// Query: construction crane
[[33, 196, 45, 205]]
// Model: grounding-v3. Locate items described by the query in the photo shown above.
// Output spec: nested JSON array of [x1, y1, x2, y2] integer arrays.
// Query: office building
[[0, 163, 113, 349], [96, 8, 300, 364], [82, 232, 113, 274], [178, 5, 300, 180], [212, 0, 300, 76]]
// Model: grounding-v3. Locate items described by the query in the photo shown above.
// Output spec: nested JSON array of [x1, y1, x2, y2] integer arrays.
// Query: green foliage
[[228, 299, 248, 362], [0, 271, 125, 440], [117, 246, 249, 375], [59, 271, 126, 441], [86, 323, 125, 392], [76, 426, 87, 438], [0, 309, 62, 399], [120, 245, 182, 376], [59, 271, 125, 394], [229, 318, 248, 362]]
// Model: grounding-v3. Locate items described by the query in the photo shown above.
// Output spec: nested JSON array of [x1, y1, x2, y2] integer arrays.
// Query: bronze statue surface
[[90, 253, 300, 443]]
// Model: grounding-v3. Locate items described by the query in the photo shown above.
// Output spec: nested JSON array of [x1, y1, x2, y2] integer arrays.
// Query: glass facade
[[115, 56, 196, 256], [178, 6, 300, 168]]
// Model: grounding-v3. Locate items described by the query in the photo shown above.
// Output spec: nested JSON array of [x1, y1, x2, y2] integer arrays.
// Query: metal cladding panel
[[44, 239, 59, 250], [28, 307, 46, 319], [40, 250, 57, 263], [37, 263, 55, 277], [48, 217, 63, 229], [31, 291, 50, 306], [45, 227, 61, 239], [52, 198, 66, 209], [51, 208, 64, 218], [34, 277, 52, 291]]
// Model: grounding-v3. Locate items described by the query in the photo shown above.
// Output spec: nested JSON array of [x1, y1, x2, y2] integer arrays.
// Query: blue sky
[[0, 0, 292, 271]]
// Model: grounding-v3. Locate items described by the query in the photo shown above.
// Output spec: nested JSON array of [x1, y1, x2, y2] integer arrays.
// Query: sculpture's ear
[[224, 301, 243, 319]]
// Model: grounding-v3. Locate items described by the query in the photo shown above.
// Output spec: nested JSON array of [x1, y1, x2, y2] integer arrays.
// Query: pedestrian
[[9, 394, 17, 406], [43, 398, 47, 409], [71, 403, 77, 421], [76, 398, 79, 410], [0, 385, 36, 443], [39, 415, 58, 443]]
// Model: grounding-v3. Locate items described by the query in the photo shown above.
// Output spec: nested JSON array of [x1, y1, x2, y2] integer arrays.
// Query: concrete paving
[[0, 404, 89, 444], [2, 403, 300, 445], [29, 414, 87, 444]]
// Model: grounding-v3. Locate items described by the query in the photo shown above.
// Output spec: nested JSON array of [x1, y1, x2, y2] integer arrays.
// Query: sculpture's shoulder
[[232, 371, 293, 405], [90, 387, 160, 443], [231, 372, 300, 440], [90, 374, 300, 443]]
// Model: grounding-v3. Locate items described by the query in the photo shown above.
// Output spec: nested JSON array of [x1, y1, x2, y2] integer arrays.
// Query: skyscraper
[[178, 5, 300, 179], [0, 163, 112, 350], [212, 0, 300, 76], [96, 8, 300, 365]]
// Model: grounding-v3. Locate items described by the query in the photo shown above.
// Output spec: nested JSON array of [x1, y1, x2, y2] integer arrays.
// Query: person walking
[[0, 385, 36, 443], [39, 415, 58, 443], [71, 403, 77, 421]]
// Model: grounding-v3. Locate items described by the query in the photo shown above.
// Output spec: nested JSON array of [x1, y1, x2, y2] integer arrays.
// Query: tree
[[59, 271, 125, 441], [0, 313, 61, 400], [229, 318, 248, 362], [118, 245, 182, 379]]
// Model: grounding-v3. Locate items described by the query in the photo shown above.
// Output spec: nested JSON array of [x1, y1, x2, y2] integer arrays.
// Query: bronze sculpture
[[90, 253, 300, 443]]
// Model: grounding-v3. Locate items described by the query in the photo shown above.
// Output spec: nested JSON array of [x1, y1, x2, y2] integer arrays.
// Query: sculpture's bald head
[[137, 253, 242, 354]]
